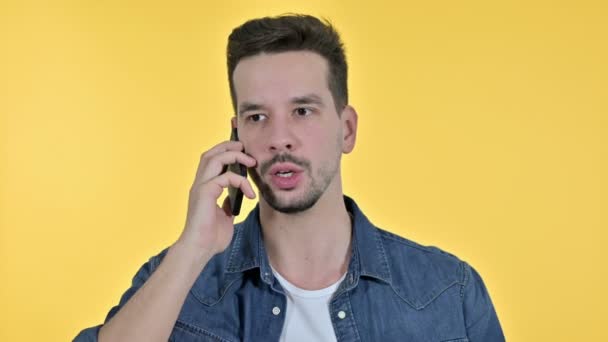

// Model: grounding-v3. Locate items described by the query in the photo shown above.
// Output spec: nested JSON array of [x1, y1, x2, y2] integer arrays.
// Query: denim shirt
[[74, 196, 505, 341]]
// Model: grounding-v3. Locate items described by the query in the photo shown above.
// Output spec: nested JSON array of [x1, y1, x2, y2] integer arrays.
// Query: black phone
[[225, 127, 247, 216]]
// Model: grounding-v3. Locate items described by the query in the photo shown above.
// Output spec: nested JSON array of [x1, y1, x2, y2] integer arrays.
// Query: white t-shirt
[[271, 266, 346, 342]]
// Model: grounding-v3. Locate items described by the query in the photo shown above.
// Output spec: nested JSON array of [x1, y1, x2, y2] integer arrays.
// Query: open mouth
[[267, 163, 304, 189], [275, 171, 294, 178], [268, 162, 303, 177]]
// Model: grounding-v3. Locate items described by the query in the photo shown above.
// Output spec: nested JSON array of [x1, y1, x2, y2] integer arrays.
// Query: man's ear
[[341, 105, 358, 154], [231, 116, 237, 129]]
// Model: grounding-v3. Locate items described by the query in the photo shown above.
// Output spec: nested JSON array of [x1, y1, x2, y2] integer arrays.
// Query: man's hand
[[96, 141, 257, 342], [177, 140, 257, 259]]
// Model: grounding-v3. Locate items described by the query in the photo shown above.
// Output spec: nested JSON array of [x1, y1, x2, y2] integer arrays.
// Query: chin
[[250, 167, 326, 214], [264, 187, 322, 214]]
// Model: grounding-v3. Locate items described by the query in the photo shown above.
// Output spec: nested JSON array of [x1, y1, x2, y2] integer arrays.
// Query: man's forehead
[[232, 51, 332, 107]]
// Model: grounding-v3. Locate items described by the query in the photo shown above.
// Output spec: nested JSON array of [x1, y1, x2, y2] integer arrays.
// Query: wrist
[[172, 238, 214, 268]]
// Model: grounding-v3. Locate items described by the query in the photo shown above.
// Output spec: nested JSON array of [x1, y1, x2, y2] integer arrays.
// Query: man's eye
[[295, 108, 312, 116], [247, 114, 266, 122]]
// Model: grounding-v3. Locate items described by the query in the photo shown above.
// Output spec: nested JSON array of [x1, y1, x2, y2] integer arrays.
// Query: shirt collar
[[224, 195, 392, 286]]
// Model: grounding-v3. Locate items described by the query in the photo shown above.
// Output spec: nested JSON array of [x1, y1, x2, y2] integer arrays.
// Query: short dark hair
[[227, 14, 348, 114]]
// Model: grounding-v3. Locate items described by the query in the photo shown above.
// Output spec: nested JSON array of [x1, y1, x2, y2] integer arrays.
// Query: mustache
[[259, 154, 310, 175]]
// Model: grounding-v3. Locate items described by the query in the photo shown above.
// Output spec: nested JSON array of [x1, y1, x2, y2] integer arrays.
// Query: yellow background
[[1, 0, 606, 341]]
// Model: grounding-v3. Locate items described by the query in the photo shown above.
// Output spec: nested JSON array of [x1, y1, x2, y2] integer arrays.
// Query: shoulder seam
[[376, 228, 462, 261], [460, 261, 470, 301]]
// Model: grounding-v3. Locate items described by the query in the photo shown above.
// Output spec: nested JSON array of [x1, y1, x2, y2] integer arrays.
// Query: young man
[[75, 14, 505, 342]]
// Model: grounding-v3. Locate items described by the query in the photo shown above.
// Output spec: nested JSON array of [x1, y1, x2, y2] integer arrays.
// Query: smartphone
[[224, 127, 247, 216]]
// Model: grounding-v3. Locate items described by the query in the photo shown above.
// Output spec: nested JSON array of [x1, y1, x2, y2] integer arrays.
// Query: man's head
[[227, 14, 348, 114], [227, 14, 357, 214]]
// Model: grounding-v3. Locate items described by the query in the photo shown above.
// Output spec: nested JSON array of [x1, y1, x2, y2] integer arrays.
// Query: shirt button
[[272, 306, 281, 315], [338, 310, 346, 319]]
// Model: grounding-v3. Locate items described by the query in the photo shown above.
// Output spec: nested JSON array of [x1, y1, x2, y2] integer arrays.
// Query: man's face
[[232, 51, 350, 213]]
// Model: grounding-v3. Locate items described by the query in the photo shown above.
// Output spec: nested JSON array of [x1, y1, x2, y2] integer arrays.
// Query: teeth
[[276, 171, 293, 177]]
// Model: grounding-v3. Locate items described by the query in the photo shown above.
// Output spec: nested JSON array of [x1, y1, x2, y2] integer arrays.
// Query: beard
[[248, 153, 339, 214]]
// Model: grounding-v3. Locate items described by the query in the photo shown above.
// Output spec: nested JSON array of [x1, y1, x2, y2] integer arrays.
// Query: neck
[[259, 181, 352, 290]]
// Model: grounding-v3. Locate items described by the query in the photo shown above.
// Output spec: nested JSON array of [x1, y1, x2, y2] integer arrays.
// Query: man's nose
[[267, 117, 296, 153]]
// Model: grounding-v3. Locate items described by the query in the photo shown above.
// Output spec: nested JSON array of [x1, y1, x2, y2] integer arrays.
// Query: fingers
[[200, 171, 257, 202], [199, 151, 256, 185], [195, 141, 244, 176], [194, 141, 257, 185], [203, 140, 245, 160]]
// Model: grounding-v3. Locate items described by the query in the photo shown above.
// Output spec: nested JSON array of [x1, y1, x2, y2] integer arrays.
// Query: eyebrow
[[291, 94, 325, 107], [238, 94, 325, 116], [238, 103, 264, 116]]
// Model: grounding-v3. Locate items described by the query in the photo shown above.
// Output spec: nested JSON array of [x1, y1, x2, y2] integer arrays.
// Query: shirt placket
[[329, 288, 361, 342]]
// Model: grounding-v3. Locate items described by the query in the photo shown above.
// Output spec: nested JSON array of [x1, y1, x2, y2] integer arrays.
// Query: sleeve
[[461, 262, 506, 342], [72, 248, 170, 342]]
